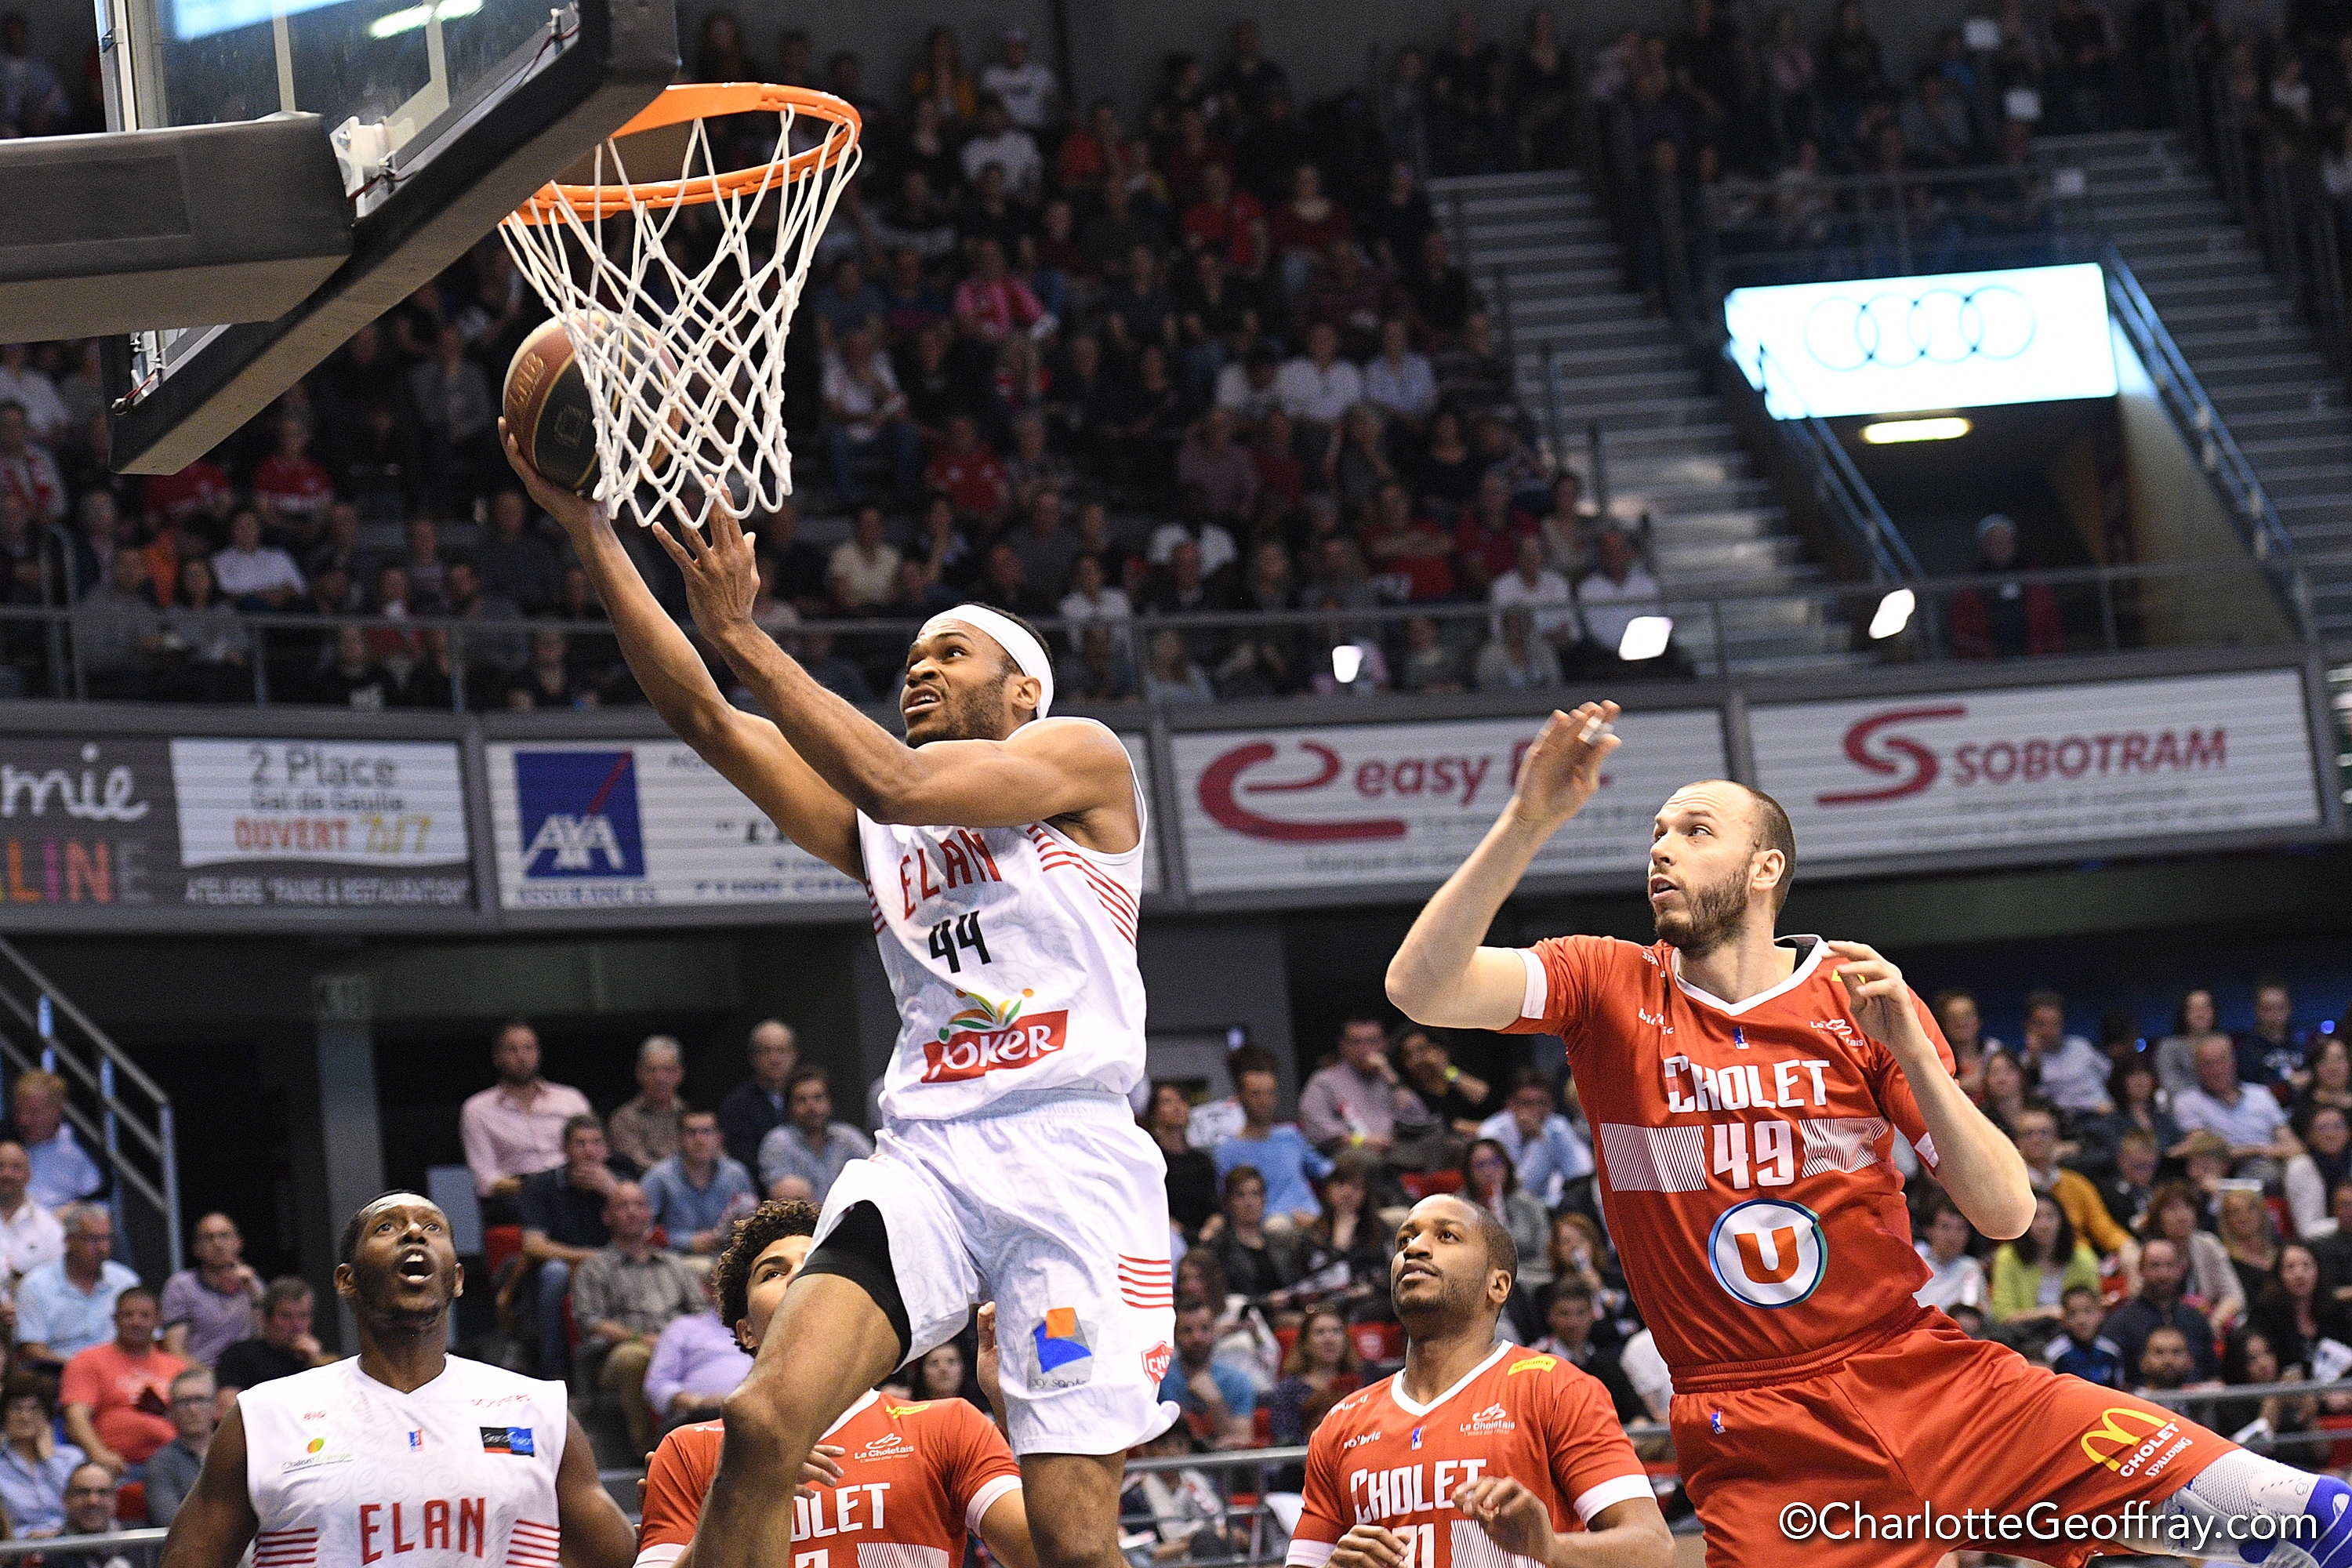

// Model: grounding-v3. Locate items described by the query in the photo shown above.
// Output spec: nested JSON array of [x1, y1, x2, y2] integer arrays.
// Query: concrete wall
[[2109, 323, 2296, 647]]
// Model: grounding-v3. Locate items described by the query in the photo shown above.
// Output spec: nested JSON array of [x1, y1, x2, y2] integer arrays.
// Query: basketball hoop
[[499, 82, 862, 531]]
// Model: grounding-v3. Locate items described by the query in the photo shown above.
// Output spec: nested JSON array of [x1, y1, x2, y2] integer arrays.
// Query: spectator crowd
[[0, 5, 1748, 710]]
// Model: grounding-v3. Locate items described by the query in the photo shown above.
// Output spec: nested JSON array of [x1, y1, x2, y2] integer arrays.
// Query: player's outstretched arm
[[653, 498, 1134, 835], [556, 1410, 639, 1568], [976, 1490, 1040, 1568], [502, 428, 860, 880], [1388, 703, 1620, 1029], [1454, 1476, 1671, 1568], [156, 1402, 258, 1568], [1828, 941, 2035, 1241]]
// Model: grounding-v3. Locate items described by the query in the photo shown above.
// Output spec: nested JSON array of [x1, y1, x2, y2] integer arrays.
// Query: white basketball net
[[499, 98, 861, 532]]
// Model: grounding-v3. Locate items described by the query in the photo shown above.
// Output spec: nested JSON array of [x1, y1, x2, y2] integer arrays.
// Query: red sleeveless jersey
[[1286, 1344, 1649, 1568], [1504, 935, 1955, 1377], [637, 1391, 1020, 1567]]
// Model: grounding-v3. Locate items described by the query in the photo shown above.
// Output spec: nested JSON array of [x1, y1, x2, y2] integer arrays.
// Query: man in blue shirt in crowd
[[642, 1110, 756, 1257], [1212, 1063, 1330, 1233], [1158, 1301, 1254, 1448], [16, 1205, 138, 1364]]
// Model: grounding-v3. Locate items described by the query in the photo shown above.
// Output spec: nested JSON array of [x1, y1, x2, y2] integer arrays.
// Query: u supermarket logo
[[1707, 1198, 1828, 1308]]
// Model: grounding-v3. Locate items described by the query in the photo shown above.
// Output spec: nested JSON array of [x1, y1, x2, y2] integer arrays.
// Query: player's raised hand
[[1328, 1523, 1411, 1568], [1824, 941, 1926, 1056], [1453, 1475, 1557, 1562], [798, 1443, 846, 1497], [974, 1302, 1006, 1419], [648, 488, 761, 646], [499, 419, 599, 538], [1508, 701, 1621, 831]]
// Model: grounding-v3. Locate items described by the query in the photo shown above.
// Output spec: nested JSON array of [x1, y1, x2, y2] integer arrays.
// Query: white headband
[[922, 604, 1054, 717]]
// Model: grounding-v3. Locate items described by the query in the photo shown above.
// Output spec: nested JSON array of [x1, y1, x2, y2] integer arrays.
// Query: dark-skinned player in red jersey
[[1386, 700, 2350, 1566]]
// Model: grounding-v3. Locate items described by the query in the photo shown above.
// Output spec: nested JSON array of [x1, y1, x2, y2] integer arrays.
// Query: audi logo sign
[[1171, 710, 1728, 897], [1724, 263, 2118, 419], [1750, 670, 2321, 867]]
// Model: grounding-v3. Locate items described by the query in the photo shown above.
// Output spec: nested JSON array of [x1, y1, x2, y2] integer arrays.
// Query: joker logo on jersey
[[1707, 1198, 1828, 1308], [920, 990, 1069, 1083]]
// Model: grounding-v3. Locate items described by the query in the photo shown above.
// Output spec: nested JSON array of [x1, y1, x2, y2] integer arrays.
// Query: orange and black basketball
[[503, 319, 601, 495]]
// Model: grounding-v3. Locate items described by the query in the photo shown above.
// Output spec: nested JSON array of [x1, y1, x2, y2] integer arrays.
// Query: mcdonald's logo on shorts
[[1706, 1197, 1828, 1308], [2078, 1407, 2188, 1478]]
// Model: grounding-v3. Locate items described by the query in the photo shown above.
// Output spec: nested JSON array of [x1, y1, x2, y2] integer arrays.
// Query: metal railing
[[2100, 241, 2317, 637], [0, 938, 179, 1278], [1719, 340, 1923, 586], [0, 554, 2317, 706]]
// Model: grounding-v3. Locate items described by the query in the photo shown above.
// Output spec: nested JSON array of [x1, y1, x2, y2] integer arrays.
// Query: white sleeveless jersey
[[860, 717, 1149, 1123], [241, 1355, 568, 1568]]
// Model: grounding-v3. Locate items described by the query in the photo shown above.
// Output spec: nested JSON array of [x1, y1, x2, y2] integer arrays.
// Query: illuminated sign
[[1724, 263, 2118, 419]]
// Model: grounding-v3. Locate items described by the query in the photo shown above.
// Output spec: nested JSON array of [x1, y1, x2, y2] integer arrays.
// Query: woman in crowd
[[2078, 1057, 2182, 1174], [0, 1374, 78, 1540], [908, 24, 975, 126], [2249, 1242, 2352, 1377], [1207, 1165, 1301, 1311], [2213, 1327, 2317, 1450], [2154, 988, 2222, 1099], [1545, 1211, 1632, 1343], [1145, 1081, 1221, 1240], [1988, 1193, 2100, 1338], [913, 1338, 982, 1410], [2139, 1179, 2247, 1330], [1265, 1307, 1364, 1449], [1980, 1048, 2035, 1138], [1463, 1138, 1552, 1296], [2219, 1186, 2285, 1309], [1292, 1156, 1390, 1319], [2286, 1104, 2352, 1240], [2294, 1036, 2352, 1131], [1175, 1250, 1281, 1394]]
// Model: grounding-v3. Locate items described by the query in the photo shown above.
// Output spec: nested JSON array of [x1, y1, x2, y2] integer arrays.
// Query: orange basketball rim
[[510, 82, 863, 224]]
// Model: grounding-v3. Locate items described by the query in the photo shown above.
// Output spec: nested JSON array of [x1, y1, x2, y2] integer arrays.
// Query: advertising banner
[[489, 735, 1161, 911], [1171, 710, 1729, 895], [1750, 670, 2322, 862], [168, 739, 473, 909]]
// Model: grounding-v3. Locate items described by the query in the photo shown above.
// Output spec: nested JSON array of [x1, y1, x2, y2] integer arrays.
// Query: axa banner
[[488, 740, 862, 910], [1751, 670, 2322, 863], [170, 739, 473, 909], [489, 735, 1161, 911], [1171, 710, 1729, 895]]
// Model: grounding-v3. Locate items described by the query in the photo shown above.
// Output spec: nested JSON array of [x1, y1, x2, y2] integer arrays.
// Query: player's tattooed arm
[[1828, 940, 2035, 1241], [1388, 702, 1621, 1029], [1453, 1476, 1671, 1568], [155, 1402, 259, 1568]]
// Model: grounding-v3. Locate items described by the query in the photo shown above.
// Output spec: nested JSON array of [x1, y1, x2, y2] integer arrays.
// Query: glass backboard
[[97, 0, 675, 474]]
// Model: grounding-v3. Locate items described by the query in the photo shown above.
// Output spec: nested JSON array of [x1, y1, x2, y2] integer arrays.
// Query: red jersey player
[[637, 1200, 1035, 1568], [1387, 701, 2351, 1567], [1287, 1193, 1669, 1568]]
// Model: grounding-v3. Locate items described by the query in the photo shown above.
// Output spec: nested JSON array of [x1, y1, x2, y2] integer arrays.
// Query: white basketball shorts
[[814, 1088, 1181, 1457]]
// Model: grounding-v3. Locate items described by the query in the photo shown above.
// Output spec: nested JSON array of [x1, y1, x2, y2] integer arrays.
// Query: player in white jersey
[[157, 1192, 634, 1568], [503, 440, 1175, 1568]]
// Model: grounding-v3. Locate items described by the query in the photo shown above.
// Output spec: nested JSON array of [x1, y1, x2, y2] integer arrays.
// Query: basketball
[[503, 319, 601, 496]]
